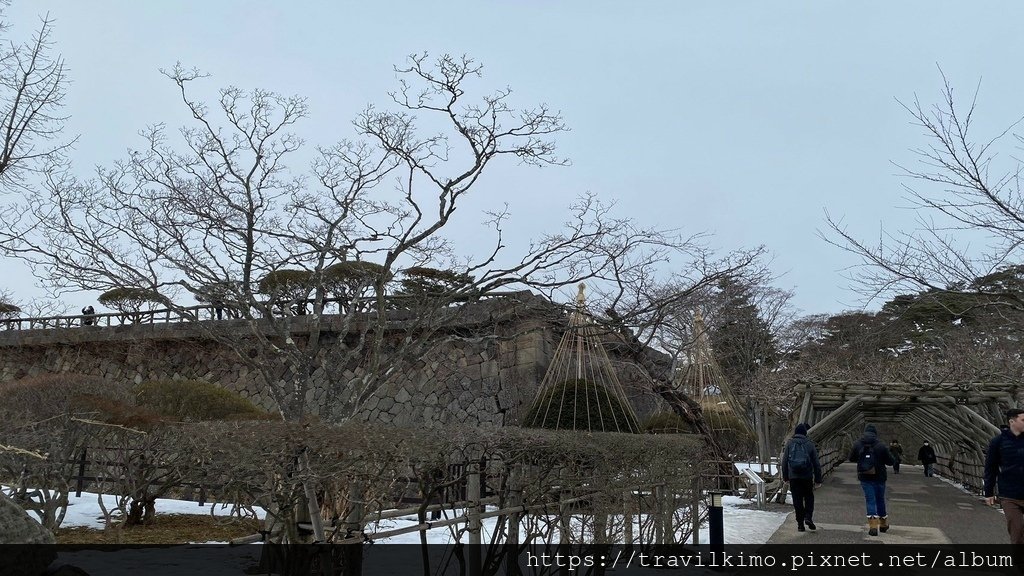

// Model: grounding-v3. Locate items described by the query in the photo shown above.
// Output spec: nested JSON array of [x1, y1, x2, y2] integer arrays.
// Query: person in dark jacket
[[848, 424, 894, 536], [984, 408, 1024, 544], [781, 422, 823, 532], [81, 305, 95, 326], [890, 440, 904, 474], [918, 441, 937, 477]]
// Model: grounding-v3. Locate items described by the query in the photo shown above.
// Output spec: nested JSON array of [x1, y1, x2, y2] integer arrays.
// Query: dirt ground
[[54, 514, 261, 544]]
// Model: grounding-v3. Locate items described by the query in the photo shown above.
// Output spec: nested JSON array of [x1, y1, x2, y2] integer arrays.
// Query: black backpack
[[788, 439, 812, 476], [857, 444, 877, 476]]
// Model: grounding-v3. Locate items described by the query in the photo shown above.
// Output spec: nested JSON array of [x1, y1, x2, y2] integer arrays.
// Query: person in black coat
[[848, 424, 894, 536], [984, 408, 1024, 544], [81, 305, 95, 326], [781, 422, 823, 532], [918, 441, 937, 477], [889, 440, 904, 474]]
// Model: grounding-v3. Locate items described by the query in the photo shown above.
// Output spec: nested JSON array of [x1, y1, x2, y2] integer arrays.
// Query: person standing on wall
[[984, 408, 1024, 544], [781, 422, 822, 532], [918, 441, 937, 477], [849, 424, 895, 536], [81, 305, 95, 326]]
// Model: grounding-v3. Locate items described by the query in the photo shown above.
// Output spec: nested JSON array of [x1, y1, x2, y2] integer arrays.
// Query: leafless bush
[[0, 373, 130, 529], [181, 420, 704, 553]]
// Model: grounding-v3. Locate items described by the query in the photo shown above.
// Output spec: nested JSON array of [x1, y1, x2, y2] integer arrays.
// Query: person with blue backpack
[[781, 422, 822, 532], [849, 424, 895, 536]]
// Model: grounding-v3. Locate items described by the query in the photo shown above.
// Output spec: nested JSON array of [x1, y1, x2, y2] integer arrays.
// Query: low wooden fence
[[67, 447, 502, 512], [67, 447, 219, 507]]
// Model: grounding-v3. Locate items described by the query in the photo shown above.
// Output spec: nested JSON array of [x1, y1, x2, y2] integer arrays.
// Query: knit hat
[[794, 423, 809, 435], [864, 424, 877, 435]]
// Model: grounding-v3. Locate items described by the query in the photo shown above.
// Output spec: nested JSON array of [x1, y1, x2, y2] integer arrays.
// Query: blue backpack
[[788, 439, 812, 476]]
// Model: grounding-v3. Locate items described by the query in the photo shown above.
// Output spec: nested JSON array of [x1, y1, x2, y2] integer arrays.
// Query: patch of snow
[[56, 490, 265, 529], [734, 461, 778, 476]]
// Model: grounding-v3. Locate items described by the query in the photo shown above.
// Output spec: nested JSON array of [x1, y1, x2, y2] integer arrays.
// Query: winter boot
[[805, 518, 816, 531], [879, 516, 889, 533], [797, 521, 805, 532], [868, 516, 879, 536]]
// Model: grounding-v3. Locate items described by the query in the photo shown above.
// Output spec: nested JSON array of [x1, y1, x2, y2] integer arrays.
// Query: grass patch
[[55, 514, 261, 544]]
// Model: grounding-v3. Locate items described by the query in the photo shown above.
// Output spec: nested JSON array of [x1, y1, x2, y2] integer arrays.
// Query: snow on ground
[[40, 487, 787, 545], [27, 472, 789, 575], [702, 495, 788, 544], [44, 493, 789, 575], [53, 490, 266, 529], [369, 495, 787, 545], [734, 461, 778, 476], [22, 464, 788, 545]]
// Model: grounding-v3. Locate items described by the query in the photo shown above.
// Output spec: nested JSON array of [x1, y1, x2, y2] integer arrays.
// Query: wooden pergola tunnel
[[793, 380, 1019, 492]]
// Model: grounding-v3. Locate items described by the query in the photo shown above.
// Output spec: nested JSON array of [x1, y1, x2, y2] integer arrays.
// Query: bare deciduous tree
[[0, 53, 748, 425], [824, 71, 1024, 312], [0, 53, 764, 546], [0, 4, 72, 188]]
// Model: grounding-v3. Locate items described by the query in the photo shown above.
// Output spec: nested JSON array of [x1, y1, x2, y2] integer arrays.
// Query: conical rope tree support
[[675, 310, 757, 484], [679, 311, 756, 440], [522, 283, 641, 433]]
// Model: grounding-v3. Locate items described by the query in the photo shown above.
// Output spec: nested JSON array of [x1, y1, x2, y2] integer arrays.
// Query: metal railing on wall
[[0, 292, 525, 331]]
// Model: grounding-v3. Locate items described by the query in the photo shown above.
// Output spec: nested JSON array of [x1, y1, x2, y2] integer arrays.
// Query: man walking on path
[[890, 439, 904, 474], [984, 408, 1024, 544], [781, 422, 822, 532], [849, 424, 894, 536], [918, 441, 937, 477]]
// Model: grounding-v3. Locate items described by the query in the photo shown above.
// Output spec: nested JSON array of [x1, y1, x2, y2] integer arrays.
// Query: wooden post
[[755, 401, 771, 471], [691, 473, 700, 545], [663, 487, 675, 544], [298, 453, 326, 543], [75, 448, 87, 497], [342, 481, 365, 576], [467, 459, 482, 576], [653, 485, 663, 544], [506, 464, 523, 576], [558, 466, 571, 546], [624, 487, 634, 545], [798, 387, 813, 425]]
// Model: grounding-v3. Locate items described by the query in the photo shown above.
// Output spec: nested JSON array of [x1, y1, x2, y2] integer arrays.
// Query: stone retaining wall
[[0, 296, 666, 427]]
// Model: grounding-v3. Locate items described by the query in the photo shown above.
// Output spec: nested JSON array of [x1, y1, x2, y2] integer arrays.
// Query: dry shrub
[[180, 420, 702, 545], [134, 379, 273, 422], [76, 395, 166, 430], [0, 373, 133, 530], [0, 372, 132, 421]]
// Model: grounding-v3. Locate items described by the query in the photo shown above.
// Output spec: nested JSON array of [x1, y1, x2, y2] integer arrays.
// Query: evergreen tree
[[707, 275, 779, 398]]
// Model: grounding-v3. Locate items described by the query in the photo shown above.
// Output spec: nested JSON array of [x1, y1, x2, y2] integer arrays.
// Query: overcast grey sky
[[3, 1, 1023, 316]]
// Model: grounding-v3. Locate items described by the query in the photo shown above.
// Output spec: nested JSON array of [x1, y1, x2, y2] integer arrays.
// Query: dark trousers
[[893, 458, 900, 473], [789, 478, 815, 524]]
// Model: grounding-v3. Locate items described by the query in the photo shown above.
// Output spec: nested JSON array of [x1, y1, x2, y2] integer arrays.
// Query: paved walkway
[[767, 463, 1009, 544]]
